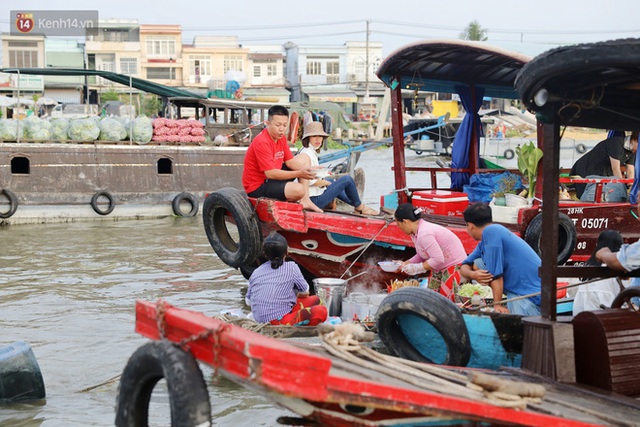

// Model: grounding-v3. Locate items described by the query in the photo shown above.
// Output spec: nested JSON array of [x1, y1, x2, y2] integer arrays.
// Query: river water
[[0, 147, 420, 427], [0, 144, 585, 426]]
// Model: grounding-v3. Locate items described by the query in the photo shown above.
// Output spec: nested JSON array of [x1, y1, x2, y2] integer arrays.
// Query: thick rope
[[320, 323, 543, 410]]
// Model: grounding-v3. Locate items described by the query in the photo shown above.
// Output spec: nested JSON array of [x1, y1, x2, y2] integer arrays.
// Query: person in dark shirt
[[570, 132, 638, 200]]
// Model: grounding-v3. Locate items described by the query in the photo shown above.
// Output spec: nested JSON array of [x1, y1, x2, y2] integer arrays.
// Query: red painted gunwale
[[136, 299, 620, 427]]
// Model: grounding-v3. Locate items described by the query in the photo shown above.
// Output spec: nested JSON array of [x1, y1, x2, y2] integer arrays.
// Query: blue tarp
[[450, 85, 485, 189]]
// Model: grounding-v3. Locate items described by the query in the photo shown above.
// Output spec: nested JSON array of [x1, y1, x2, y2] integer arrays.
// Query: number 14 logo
[[15, 13, 34, 33]]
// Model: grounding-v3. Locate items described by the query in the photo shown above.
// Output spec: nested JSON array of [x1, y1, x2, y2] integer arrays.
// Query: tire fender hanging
[[0, 189, 18, 219], [172, 192, 199, 217], [115, 340, 211, 427], [202, 187, 262, 268], [90, 191, 115, 215], [376, 287, 471, 366], [524, 212, 577, 265]]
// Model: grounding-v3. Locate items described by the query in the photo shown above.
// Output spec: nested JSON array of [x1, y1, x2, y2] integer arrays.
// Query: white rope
[[319, 323, 540, 409]]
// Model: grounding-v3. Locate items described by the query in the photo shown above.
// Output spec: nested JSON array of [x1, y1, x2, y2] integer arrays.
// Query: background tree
[[460, 20, 488, 41]]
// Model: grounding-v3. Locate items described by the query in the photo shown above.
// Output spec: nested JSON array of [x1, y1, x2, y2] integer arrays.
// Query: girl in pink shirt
[[394, 203, 467, 300]]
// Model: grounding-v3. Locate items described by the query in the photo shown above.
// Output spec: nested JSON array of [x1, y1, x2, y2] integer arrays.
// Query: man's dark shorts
[[247, 179, 290, 200]]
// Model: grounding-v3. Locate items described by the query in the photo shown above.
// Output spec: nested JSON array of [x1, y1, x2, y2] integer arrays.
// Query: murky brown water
[[0, 146, 518, 426], [0, 216, 294, 426]]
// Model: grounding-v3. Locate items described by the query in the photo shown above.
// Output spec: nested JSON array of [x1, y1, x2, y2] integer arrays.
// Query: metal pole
[[365, 19, 370, 100], [16, 69, 21, 143]]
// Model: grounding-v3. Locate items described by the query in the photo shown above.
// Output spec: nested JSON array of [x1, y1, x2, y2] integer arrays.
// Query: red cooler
[[411, 190, 469, 216]]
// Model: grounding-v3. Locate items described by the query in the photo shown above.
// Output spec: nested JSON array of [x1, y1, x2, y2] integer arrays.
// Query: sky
[[1, 0, 639, 58]]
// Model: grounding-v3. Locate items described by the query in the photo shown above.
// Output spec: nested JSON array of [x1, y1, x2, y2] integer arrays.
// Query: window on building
[[101, 62, 115, 72], [8, 50, 38, 68], [253, 66, 261, 77], [120, 58, 137, 75], [146, 36, 176, 57], [326, 61, 339, 83], [188, 56, 211, 79], [267, 64, 277, 76], [354, 61, 365, 79], [223, 55, 243, 74], [306, 61, 321, 75], [147, 67, 176, 80]]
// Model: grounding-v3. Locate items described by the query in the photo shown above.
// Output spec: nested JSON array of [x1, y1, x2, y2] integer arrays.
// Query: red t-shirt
[[242, 128, 294, 193]]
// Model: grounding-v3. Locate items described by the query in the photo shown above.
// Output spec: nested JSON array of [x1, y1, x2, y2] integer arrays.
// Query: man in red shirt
[[243, 105, 320, 211]]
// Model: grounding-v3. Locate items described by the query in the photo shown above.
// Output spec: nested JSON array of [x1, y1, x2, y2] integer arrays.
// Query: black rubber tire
[[202, 187, 262, 268], [415, 150, 423, 155], [376, 287, 471, 366], [115, 340, 211, 427], [90, 191, 115, 215], [0, 189, 18, 219], [524, 212, 577, 265], [172, 192, 199, 217], [575, 143, 587, 154], [503, 149, 515, 160], [611, 287, 640, 310]]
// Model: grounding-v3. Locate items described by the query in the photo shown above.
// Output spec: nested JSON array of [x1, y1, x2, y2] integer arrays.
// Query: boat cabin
[[168, 97, 281, 146]]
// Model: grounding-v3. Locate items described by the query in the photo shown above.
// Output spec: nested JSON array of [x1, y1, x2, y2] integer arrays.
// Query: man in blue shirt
[[459, 202, 542, 315]]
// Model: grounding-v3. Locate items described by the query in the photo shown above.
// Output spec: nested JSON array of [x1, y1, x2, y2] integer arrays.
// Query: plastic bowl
[[314, 168, 331, 179], [378, 261, 401, 272]]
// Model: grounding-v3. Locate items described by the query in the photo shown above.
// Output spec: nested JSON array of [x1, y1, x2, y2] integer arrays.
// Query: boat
[[118, 39, 640, 426], [116, 298, 640, 426], [202, 39, 640, 291], [0, 69, 298, 225], [0, 341, 45, 403]]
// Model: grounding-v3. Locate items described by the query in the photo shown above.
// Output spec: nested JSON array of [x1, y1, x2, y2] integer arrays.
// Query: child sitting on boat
[[246, 232, 327, 326]]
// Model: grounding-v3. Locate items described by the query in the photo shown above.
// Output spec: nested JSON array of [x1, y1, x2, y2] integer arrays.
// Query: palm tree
[[460, 20, 488, 41]]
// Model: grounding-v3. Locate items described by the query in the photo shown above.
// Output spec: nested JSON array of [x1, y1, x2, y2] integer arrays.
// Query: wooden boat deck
[[137, 300, 640, 426]]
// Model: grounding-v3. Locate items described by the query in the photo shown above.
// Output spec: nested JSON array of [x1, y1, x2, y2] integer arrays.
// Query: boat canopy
[[514, 38, 640, 319], [376, 39, 531, 189], [516, 38, 640, 131], [0, 68, 204, 99], [376, 39, 531, 100]]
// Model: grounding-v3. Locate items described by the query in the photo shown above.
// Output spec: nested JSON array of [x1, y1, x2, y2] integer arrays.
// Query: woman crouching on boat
[[295, 122, 379, 215], [246, 232, 327, 326], [394, 203, 467, 300]]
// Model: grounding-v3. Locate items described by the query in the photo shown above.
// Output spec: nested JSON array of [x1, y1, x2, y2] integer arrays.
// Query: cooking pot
[[312, 278, 347, 317], [341, 292, 371, 321]]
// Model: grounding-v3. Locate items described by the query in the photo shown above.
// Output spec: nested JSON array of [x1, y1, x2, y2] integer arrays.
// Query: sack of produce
[[68, 118, 100, 141], [98, 117, 127, 141], [23, 116, 52, 141], [114, 116, 131, 139], [49, 118, 70, 141], [132, 116, 153, 144], [0, 119, 24, 141]]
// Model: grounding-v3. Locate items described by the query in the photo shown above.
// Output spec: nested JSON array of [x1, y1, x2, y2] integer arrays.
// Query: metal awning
[[0, 68, 204, 99]]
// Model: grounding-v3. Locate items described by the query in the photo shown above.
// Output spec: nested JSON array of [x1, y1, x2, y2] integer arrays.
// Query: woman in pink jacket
[[394, 203, 467, 301]]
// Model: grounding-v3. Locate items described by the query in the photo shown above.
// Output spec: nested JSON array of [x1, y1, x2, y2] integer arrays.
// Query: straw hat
[[302, 122, 329, 140]]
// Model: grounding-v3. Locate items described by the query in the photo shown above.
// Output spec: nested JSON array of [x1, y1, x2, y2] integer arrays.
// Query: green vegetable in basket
[[457, 283, 493, 298]]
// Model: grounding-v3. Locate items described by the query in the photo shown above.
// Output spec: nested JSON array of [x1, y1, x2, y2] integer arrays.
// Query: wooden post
[[390, 79, 408, 204]]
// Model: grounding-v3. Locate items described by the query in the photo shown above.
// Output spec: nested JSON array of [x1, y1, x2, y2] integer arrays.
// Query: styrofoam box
[[490, 202, 524, 224]]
